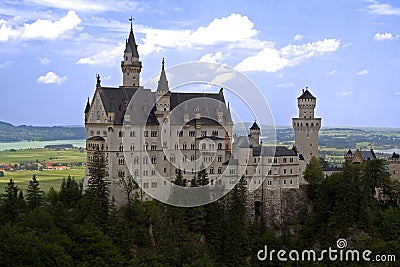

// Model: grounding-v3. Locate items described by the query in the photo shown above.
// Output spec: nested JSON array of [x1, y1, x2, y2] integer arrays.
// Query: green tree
[[304, 156, 325, 200], [3, 179, 20, 220], [119, 174, 138, 206], [224, 177, 249, 266], [26, 175, 43, 210], [59, 175, 82, 208], [85, 148, 110, 224]]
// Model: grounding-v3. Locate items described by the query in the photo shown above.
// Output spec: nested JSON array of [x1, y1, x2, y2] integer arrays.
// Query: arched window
[[218, 143, 222, 150]]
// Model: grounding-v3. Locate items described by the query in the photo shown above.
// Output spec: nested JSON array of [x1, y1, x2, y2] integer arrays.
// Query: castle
[[83, 22, 321, 207]]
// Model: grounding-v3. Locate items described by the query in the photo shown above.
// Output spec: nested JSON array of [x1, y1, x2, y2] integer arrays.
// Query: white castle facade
[[83, 23, 321, 205]]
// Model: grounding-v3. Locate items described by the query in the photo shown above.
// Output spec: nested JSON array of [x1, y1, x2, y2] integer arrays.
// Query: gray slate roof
[[253, 145, 298, 157], [359, 149, 377, 161], [298, 89, 316, 99], [125, 27, 139, 58]]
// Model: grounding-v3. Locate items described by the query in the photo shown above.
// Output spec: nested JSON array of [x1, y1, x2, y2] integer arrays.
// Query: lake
[[0, 139, 86, 151]]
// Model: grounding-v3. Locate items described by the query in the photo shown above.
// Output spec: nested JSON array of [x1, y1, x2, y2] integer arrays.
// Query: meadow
[[0, 148, 86, 192]]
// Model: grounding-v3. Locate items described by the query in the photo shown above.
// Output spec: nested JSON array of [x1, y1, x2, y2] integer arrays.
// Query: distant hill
[[0, 121, 86, 142]]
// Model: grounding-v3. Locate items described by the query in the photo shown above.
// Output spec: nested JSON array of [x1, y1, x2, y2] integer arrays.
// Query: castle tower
[[389, 152, 400, 182], [121, 19, 142, 87], [249, 121, 260, 146], [292, 88, 321, 181]]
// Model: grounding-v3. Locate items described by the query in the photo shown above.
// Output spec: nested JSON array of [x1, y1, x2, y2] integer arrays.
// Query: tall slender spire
[[125, 17, 139, 58], [157, 58, 169, 92]]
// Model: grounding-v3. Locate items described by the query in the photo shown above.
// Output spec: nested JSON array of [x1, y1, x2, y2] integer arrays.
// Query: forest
[[0, 150, 399, 266]]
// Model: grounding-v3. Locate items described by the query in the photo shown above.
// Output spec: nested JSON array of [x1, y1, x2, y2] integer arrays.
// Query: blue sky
[[0, 0, 399, 127]]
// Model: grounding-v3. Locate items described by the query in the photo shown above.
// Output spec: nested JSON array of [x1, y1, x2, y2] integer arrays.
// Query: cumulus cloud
[[36, 71, 67, 85], [356, 69, 369, 75], [366, 0, 400, 15], [374, 32, 394, 41], [0, 11, 81, 41], [38, 56, 50, 65], [199, 51, 224, 63], [138, 13, 262, 55], [326, 70, 336, 76], [294, 34, 303, 41], [77, 42, 125, 65], [235, 38, 341, 72]]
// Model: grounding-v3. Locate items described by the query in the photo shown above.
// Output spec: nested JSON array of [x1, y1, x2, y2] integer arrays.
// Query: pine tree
[[86, 148, 110, 224], [119, 174, 138, 206], [59, 175, 82, 208], [26, 175, 43, 210], [3, 179, 19, 220], [224, 176, 249, 266]]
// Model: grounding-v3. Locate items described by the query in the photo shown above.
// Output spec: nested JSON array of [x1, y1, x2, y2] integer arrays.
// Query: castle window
[[191, 143, 195, 150], [143, 170, 148, 176], [151, 144, 157, 151], [144, 131, 148, 137], [310, 143, 312, 146], [283, 169, 286, 174], [151, 131, 157, 137], [189, 131, 195, 137], [171, 155, 175, 163], [290, 169, 293, 174], [218, 167, 222, 174], [151, 156, 156, 164], [283, 158, 287, 163], [119, 131, 123, 137], [175, 143, 179, 150], [201, 130, 207, 137], [283, 180, 286, 185], [103, 131, 107, 137], [218, 143, 222, 150], [267, 180, 272, 185], [143, 182, 149, 188], [163, 141, 167, 147], [134, 169, 139, 176], [183, 143, 187, 150], [164, 168, 167, 173], [191, 155, 195, 161], [212, 130, 218, 136], [130, 145, 135, 151], [202, 143, 206, 150], [273, 158, 278, 164], [143, 156, 148, 164], [289, 157, 294, 163], [151, 182, 157, 188], [134, 157, 139, 164], [218, 155, 222, 162], [210, 167, 214, 174], [130, 131, 135, 137], [177, 130, 183, 137], [290, 179, 293, 184], [151, 170, 156, 176]]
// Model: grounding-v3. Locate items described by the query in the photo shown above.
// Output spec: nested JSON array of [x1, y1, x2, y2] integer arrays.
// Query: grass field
[[0, 148, 86, 192], [0, 148, 85, 165], [0, 168, 85, 192]]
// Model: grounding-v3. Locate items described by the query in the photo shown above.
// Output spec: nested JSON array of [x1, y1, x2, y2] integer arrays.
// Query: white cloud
[[199, 51, 224, 63], [102, 75, 111, 81], [36, 71, 67, 85], [294, 34, 303, 41], [366, 0, 400, 15], [374, 32, 394, 41], [26, 0, 141, 13], [38, 56, 50, 65], [235, 38, 341, 72], [338, 91, 353, 97], [277, 82, 295, 88], [395, 92, 400, 95], [356, 69, 369, 75], [138, 13, 263, 55], [77, 42, 125, 65], [0, 11, 81, 41], [0, 60, 12, 68], [326, 70, 336, 76]]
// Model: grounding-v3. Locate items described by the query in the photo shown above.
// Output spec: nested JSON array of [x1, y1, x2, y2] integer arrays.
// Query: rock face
[[247, 188, 307, 227]]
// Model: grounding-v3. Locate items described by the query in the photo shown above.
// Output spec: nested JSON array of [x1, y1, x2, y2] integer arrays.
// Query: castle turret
[[292, 88, 321, 182], [121, 19, 142, 87], [389, 152, 400, 182], [249, 121, 260, 146], [155, 58, 171, 121]]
